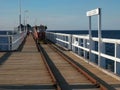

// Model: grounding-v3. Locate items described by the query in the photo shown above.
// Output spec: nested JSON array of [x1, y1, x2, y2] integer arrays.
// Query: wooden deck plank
[[64, 51, 120, 85], [42, 44, 92, 85], [0, 35, 54, 85]]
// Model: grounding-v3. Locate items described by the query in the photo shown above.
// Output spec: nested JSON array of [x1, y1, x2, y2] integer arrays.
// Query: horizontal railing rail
[[46, 32, 72, 50], [46, 32, 120, 76], [0, 35, 11, 51], [11, 31, 26, 50], [0, 31, 26, 51]]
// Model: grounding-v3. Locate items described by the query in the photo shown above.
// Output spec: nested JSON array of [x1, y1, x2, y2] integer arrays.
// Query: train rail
[[0, 34, 118, 90], [38, 40, 116, 90]]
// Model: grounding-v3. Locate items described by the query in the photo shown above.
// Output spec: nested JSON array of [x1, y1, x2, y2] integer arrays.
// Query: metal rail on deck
[[37, 43, 72, 90], [36, 42, 57, 89], [47, 41, 116, 90]]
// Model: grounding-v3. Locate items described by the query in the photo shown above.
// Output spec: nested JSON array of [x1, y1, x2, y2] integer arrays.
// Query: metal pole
[[88, 16, 92, 63], [115, 43, 117, 74], [19, 0, 21, 33], [24, 10, 28, 32], [24, 11, 25, 31], [98, 8, 101, 66]]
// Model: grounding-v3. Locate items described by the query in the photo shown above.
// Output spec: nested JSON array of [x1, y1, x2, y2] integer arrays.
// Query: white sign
[[86, 8, 100, 16]]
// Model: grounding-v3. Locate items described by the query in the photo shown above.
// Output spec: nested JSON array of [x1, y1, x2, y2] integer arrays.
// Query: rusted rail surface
[[39, 41, 116, 90]]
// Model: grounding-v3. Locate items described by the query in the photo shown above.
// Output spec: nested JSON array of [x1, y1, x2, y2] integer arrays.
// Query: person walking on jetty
[[33, 26, 38, 43]]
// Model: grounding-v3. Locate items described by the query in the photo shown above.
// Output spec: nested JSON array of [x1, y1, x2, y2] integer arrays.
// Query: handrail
[[0, 31, 26, 51], [46, 32, 120, 75]]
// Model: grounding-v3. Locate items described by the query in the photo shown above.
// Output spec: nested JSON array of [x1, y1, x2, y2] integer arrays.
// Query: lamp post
[[19, 0, 22, 33], [24, 10, 28, 32]]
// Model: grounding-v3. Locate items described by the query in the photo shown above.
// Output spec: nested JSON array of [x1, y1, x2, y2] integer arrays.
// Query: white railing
[[46, 32, 120, 75], [0, 35, 11, 51], [0, 31, 26, 51], [11, 31, 27, 50], [46, 32, 72, 50]]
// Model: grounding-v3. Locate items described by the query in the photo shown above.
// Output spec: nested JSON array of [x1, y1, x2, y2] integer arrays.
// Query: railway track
[[0, 35, 117, 90], [38, 41, 116, 90]]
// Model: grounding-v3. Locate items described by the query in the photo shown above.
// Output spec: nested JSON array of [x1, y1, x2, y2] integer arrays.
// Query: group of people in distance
[[33, 25, 47, 43]]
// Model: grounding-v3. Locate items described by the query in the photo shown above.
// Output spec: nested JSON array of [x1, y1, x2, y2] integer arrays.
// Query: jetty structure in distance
[[0, 8, 120, 90]]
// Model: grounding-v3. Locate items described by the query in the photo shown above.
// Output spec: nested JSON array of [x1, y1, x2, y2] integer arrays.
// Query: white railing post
[[68, 34, 72, 50], [53, 33, 55, 43], [56, 34, 58, 44], [90, 39, 95, 62], [88, 16, 92, 63], [83, 39, 87, 58], [53, 33, 56, 43], [52, 33, 53, 42], [8, 36, 11, 50], [72, 36, 75, 53], [98, 8, 102, 67], [78, 38, 81, 56], [100, 42, 106, 68], [115, 43, 120, 74], [62, 35, 63, 46], [8, 36, 12, 50]]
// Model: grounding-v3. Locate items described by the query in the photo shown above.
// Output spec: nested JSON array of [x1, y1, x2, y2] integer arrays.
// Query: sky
[[0, 0, 120, 30]]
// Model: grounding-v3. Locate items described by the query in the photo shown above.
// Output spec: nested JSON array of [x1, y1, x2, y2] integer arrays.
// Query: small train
[[33, 25, 47, 42]]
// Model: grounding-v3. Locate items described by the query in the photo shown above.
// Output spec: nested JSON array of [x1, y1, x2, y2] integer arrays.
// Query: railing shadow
[[0, 52, 12, 65]]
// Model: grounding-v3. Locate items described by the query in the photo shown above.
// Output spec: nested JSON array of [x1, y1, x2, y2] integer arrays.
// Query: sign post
[[86, 8, 101, 66]]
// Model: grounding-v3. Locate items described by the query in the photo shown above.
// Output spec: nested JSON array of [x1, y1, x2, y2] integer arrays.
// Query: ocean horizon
[[48, 30, 120, 39], [0, 29, 120, 39]]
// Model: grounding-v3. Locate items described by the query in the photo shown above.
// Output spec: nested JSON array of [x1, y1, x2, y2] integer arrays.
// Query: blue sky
[[0, 0, 120, 30]]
